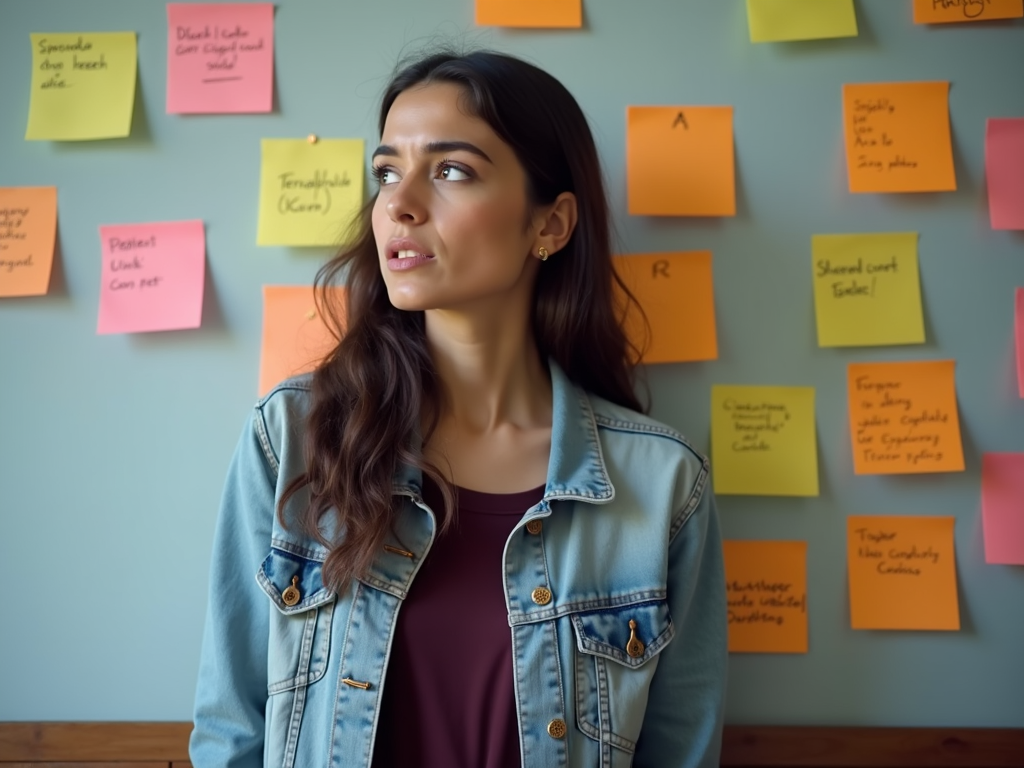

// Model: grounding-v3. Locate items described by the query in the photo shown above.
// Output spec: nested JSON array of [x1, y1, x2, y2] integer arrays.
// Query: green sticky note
[[746, 0, 858, 42], [711, 385, 819, 497], [26, 33, 137, 140], [257, 139, 366, 247], [812, 233, 925, 348]]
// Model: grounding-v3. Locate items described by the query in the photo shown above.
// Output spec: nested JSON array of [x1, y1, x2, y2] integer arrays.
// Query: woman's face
[[371, 82, 541, 313]]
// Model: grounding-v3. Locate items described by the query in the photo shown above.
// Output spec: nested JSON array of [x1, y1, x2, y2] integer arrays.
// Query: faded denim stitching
[[509, 589, 667, 625], [327, 581, 362, 768], [670, 457, 710, 542]]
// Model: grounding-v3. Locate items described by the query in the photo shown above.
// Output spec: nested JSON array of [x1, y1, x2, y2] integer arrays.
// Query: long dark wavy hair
[[279, 50, 646, 593]]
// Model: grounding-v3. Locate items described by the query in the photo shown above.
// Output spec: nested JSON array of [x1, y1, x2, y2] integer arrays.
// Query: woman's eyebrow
[[371, 140, 493, 164]]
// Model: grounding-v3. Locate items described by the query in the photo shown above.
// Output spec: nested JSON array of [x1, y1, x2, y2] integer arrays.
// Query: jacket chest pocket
[[257, 546, 336, 694], [571, 600, 674, 764]]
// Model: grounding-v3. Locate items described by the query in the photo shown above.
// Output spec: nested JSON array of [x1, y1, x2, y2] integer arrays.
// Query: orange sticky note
[[614, 252, 717, 364], [847, 516, 959, 631], [0, 187, 57, 297], [475, 0, 581, 27], [259, 285, 345, 396], [981, 454, 1024, 565], [847, 360, 965, 475], [843, 82, 956, 193], [914, 0, 1022, 23], [627, 106, 735, 217], [724, 541, 808, 654]]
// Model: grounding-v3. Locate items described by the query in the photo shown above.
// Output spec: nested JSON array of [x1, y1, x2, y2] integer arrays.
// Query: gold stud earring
[[538, 246, 549, 261]]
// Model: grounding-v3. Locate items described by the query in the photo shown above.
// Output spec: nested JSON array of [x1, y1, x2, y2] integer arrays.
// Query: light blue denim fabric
[[190, 361, 727, 768]]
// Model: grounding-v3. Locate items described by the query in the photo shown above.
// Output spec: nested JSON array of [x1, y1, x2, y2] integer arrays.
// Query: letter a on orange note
[[847, 360, 964, 475], [614, 252, 718, 363], [723, 540, 808, 653], [913, 0, 1022, 23], [843, 82, 956, 193], [847, 515, 959, 631], [475, 0, 581, 27], [259, 285, 345, 396], [627, 106, 736, 216], [0, 186, 57, 297]]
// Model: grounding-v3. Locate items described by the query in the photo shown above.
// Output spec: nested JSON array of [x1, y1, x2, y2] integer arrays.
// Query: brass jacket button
[[531, 586, 552, 606], [626, 619, 645, 658], [547, 718, 567, 739], [281, 575, 301, 607], [525, 519, 543, 535]]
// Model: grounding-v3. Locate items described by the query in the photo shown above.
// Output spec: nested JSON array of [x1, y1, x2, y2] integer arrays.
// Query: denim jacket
[[190, 362, 727, 768]]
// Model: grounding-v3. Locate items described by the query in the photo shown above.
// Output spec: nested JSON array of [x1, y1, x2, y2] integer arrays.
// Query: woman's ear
[[532, 191, 578, 259]]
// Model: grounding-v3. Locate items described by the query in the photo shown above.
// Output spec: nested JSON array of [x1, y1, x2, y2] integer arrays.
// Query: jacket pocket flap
[[257, 547, 335, 615], [571, 599, 674, 668]]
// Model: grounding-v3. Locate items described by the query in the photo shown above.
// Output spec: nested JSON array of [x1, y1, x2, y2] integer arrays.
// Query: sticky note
[[614, 252, 717, 363], [1016, 289, 1024, 398], [842, 82, 956, 193], [746, 0, 857, 42], [97, 220, 205, 334], [812, 233, 925, 347], [0, 187, 57, 298], [914, 0, 1022, 23], [847, 516, 959, 631], [167, 3, 274, 114], [724, 541, 808, 654], [711, 385, 819, 496], [981, 454, 1024, 565], [847, 360, 965, 475], [627, 106, 735, 217], [475, 0, 582, 27], [257, 139, 365, 246], [985, 118, 1024, 230], [259, 285, 345, 395], [26, 33, 137, 141]]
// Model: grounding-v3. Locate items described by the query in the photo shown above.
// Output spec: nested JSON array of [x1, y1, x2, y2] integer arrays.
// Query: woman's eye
[[438, 164, 471, 181], [374, 166, 399, 185]]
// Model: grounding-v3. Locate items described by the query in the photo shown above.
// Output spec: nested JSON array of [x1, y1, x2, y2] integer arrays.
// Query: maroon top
[[371, 477, 545, 768]]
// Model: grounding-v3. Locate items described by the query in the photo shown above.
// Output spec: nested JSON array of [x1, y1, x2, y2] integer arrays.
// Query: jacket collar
[[392, 359, 614, 505]]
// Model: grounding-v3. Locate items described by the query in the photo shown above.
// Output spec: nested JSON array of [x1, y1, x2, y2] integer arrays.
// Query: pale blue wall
[[1, 0, 1022, 725]]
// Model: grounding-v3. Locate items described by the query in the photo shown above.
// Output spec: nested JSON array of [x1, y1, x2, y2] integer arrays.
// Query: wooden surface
[[1, 722, 1022, 766]]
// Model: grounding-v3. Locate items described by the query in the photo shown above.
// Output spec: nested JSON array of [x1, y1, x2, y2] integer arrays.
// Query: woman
[[190, 50, 726, 768]]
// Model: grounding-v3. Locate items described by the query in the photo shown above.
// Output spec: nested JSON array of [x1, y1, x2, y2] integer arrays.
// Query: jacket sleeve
[[189, 409, 275, 768], [634, 469, 728, 768]]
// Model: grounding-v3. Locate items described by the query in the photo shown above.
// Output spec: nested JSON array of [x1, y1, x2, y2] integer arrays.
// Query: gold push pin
[[626, 619, 645, 658], [307, 133, 318, 144], [281, 575, 301, 606]]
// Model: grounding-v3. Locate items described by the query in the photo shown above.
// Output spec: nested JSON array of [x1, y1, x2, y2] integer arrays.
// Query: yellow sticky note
[[711, 385, 819, 496], [627, 106, 735, 217], [26, 33, 137, 141], [724, 541, 808, 654], [257, 139, 365, 246], [0, 187, 57, 297], [475, 0, 582, 27], [812, 233, 924, 347], [259, 285, 346, 396], [847, 516, 959, 631], [747, 0, 858, 42], [914, 0, 1022, 23], [847, 360, 965, 475], [843, 82, 956, 193], [614, 252, 718, 364]]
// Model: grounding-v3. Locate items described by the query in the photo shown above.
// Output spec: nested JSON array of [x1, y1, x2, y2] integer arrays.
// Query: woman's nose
[[386, 178, 427, 224]]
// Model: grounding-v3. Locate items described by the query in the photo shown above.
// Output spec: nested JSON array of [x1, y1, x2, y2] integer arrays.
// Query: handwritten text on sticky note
[[847, 360, 965, 475], [812, 232, 924, 347], [26, 33, 137, 141], [0, 187, 57, 298], [847, 515, 960, 630], [843, 82, 956, 193], [259, 285, 346, 395], [627, 106, 735, 217], [257, 139, 365, 246], [614, 252, 717, 363], [711, 385, 819, 497], [97, 220, 205, 334], [914, 0, 1022, 23], [981, 454, 1024, 565], [475, 0, 581, 27], [985, 118, 1024, 230], [724, 540, 808, 654], [746, 0, 857, 42]]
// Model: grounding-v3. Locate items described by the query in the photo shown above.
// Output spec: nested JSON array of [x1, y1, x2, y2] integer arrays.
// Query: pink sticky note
[[982, 453, 1024, 565], [986, 118, 1024, 230], [97, 220, 205, 334], [1017, 288, 1024, 398], [166, 3, 274, 114]]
